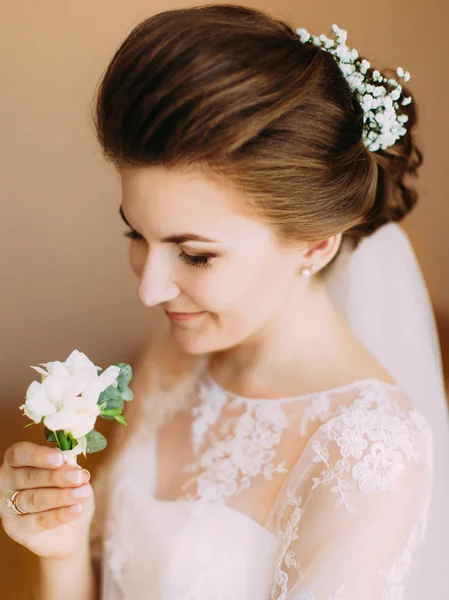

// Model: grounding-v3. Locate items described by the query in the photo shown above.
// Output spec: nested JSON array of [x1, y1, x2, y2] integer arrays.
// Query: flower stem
[[55, 430, 71, 451]]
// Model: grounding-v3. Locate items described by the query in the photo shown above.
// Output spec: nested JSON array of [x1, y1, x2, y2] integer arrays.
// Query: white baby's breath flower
[[296, 28, 310, 43], [359, 59, 371, 74], [295, 23, 413, 151]]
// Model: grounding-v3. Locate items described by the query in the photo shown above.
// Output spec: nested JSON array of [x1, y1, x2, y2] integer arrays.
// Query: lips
[[164, 309, 206, 322]]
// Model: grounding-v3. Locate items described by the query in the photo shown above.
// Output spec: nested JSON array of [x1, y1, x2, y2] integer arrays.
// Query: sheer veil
[[325, 222, 449, 599]]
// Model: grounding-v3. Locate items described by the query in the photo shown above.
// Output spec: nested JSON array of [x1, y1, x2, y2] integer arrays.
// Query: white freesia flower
[[43, 395, 101, 439], [20, 350, 132, 469], [20, 349, 121, 439]]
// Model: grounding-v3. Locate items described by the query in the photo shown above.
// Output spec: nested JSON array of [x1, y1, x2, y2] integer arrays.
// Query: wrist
[[37, 541, 97, 600], [38, 539, 91, 565]]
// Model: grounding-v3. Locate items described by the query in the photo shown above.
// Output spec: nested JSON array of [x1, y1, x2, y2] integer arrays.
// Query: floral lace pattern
[[271, 381, 434, 600], [180, 380, 289, 502], [299, 393, 333, 436], [91, 362, 434, 600], [310, 386, 421, 513]]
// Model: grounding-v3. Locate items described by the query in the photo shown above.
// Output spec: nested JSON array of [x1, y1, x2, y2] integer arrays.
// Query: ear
[[301, 233, 342, 270]]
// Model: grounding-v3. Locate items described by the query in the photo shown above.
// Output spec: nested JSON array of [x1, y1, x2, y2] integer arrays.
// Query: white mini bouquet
[[19, 349, 133, 466]]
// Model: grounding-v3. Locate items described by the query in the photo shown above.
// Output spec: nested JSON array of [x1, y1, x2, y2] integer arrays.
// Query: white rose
[[20, 350, 121, 439]]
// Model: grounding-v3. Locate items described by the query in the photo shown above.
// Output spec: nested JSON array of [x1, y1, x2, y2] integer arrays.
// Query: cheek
[[202, 254, 294, 322], [168, 256, 295, 354]]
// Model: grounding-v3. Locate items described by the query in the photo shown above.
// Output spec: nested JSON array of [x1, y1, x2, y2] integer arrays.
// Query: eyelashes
[[123, 230, 213, 269], [123, 229, 145, 242], [178, 251, 212, 269]]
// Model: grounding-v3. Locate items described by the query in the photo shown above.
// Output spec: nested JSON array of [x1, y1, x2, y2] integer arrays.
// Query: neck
[[207, 276, 380, 398]]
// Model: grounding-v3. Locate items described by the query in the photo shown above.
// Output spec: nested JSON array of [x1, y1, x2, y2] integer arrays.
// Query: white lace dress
[[89, 352, 434, 600]]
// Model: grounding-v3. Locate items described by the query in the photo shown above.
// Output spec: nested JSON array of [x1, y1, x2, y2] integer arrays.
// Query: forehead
[[121, 165, 239, 213], [119, 166, 277, 244]]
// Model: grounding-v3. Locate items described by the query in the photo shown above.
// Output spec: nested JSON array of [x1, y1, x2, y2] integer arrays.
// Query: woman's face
[[119, 165, 311, 355]]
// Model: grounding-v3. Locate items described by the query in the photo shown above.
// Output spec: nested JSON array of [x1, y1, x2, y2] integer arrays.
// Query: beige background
[[1, 1, 448, 597]]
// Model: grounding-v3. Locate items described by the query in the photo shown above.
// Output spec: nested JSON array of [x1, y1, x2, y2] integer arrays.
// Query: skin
[[0, 163, 396, 564], [120, 164, 396, 399], [0, 443, 94, 559]]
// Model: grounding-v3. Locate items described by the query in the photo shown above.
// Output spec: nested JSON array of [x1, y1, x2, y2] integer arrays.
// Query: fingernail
[[81, 469, 91, 482], [72, 485, 91, 498], [66, 470, 83, 484], [47, 452, 64, 466]]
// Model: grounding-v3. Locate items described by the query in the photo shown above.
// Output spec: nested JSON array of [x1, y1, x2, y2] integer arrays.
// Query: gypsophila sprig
[[295, 24, 412, 152], [19, 350, 133, 466]]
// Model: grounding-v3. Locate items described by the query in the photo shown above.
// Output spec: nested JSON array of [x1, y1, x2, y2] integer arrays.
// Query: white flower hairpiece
[[20, 349, 134, 466], [295, 24, 412, 152]]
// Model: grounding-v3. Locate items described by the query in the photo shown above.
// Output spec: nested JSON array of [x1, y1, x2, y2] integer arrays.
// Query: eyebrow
[[119, 205, 220, 244]]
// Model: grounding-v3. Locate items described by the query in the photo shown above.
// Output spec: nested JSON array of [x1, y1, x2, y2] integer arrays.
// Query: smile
[[164, 310, 207, 322]]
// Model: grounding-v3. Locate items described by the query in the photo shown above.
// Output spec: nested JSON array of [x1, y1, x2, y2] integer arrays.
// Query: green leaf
[[44, 427, 56, 442], [105, 396, 125, 412], [101, 408, 122, 416], [85, 429, 107, 453], [114, 414, 127, 426], [98, 413, 115, 421], [97, 384, 122, 407], [121, 386, 134, 401], [114, 363, 133, 393]]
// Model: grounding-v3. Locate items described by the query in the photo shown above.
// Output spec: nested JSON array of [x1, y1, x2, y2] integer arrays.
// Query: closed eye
[[123, 229, 145, 242], [123, 229, 214, 269]]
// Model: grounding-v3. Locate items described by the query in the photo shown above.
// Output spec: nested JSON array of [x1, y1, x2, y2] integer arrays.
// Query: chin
[[168, 323, 212, 355], [168, 322, 235, 356], [170, 324, 250, 357]]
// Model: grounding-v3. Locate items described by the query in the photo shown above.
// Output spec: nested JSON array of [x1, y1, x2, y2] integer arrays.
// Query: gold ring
[[6, 490, 28, 515]]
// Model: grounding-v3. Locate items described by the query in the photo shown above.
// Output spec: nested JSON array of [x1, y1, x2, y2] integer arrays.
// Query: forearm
[[35, 542, 99, 600]]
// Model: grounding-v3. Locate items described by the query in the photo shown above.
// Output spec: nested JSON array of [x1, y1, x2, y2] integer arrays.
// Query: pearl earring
[[300, 264, 317, 277]]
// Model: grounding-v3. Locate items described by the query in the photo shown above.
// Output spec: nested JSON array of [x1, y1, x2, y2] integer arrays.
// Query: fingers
[[11, 500, 89, 533], [11, 484, 92, 516], [5, 442, 64, 470], [10, 465, 90, 491]]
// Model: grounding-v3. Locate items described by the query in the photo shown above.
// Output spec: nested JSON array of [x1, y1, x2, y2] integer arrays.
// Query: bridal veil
[[326, 222, 449, 599]]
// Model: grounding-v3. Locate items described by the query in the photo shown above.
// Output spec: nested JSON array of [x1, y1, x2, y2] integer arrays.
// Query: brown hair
[[90, 4, 423, 271]]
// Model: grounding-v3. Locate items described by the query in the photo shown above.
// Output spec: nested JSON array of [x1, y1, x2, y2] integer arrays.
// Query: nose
[[137, 252, 181, 307]]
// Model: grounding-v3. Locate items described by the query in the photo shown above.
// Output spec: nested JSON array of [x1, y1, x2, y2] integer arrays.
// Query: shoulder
[[322, 382, 434, 462], [307, 382, 434, 507], [271, 381, 435, 600]]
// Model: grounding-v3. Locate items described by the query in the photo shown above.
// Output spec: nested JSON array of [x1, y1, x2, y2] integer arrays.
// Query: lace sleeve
[[269, 400, 434, 600]]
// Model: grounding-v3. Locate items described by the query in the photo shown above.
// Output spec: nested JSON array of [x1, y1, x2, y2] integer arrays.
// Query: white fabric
[[88, 222, 445, 599], [326, 222, 449, 599]]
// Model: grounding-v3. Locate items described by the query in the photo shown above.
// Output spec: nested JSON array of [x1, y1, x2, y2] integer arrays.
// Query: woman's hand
[[0, 441, 95, 559]]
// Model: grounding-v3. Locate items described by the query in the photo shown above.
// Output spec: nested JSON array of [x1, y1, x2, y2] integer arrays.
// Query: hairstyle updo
[[91, 3, 423, 272]]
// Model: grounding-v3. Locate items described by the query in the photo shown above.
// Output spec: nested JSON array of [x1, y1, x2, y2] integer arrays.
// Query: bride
[[1, 5, 448, 600]]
